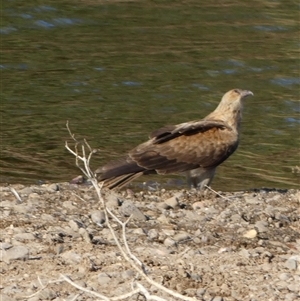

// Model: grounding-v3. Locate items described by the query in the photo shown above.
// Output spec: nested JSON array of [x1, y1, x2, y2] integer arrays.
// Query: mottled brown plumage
[[95, 89, 253, 189]]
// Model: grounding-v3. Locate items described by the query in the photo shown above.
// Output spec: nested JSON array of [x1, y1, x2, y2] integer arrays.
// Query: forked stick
[[65, 121, 199, 301]]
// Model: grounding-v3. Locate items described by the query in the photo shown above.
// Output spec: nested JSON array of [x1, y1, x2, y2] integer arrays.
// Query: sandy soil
[[0, 183, 299, 301]]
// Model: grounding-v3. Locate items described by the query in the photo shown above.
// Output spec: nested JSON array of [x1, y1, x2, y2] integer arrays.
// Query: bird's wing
[[149, 119, 231, 144], [130, 119, 238, 174]]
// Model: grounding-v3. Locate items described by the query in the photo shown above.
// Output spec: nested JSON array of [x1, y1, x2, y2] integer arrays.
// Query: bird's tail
[[95, 157, 150, 189]]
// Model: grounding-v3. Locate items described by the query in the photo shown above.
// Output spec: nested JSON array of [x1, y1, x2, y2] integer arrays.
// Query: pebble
[[285, 258, 298, 270], [164, 237, 176, 247], [46, 183, 59, 192], [78, 228, 91, 243], [279, 273, 291, 281], [2, 245, 29, 262], [19, 187, 33, 195], [105, 192, 121, 209], [13, 232, 36, 241], [38, 288, 57, 300], [243, 229, 257, 238], [98, 272, 111, 285], [255, 220, 268, 233], [69, 220, 80, 232], [119, 200, 147, 221], [164, 194, 180, 208], [0, 183, 299, 301], [244, 195, 260, 204], [173, 232, 190, 242], [91, 210, 106, 226], [60, 251, 82, 264], [147, 229, 158, 240]]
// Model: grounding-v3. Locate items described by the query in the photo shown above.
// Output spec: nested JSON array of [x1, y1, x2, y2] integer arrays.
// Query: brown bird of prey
[[95, 89, 253, 189]]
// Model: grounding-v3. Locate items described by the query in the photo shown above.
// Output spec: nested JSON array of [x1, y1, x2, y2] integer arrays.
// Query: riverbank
[[0, 183, 299, 300]]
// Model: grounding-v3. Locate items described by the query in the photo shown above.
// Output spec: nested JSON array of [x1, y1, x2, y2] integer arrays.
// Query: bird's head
[[221, 89, 253, 109], [209, 89, 253, 128]]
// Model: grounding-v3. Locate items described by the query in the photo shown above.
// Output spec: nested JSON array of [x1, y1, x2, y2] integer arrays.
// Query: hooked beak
[[241, 90, 254, 98]]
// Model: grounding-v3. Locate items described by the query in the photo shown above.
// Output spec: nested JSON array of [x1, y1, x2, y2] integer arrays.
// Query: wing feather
[[130, 120, 238, 174]]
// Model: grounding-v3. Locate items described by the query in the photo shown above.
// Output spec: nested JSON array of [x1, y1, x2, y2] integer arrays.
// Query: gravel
[[0, 183, 299, 300]]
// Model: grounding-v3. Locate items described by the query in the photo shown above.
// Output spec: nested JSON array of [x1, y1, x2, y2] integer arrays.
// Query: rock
[[285, 258, 297, 270], [13, 232, 36, 241], [165, 195, 180, 208], [255, 221, 268, 233], [173, 232, 190, 242], [46, 183, 59, 192], [97, 273, 111, 285], [105, 192, 121, 209], [60, 251, 82, 264], [38, 288, 57, 300], [119, 200, 147, 221], [147, 229, 158, 240], [164, 237, 176, 247], [91, 210, 106, 226], [0, 243, 12, 250], [243, 229, 257, 238], [78, 228, 91, 243], [19, 187, 33, 195], [62, 201, 77, 210], [2, 245, 29, 262], [244, 195, 260, 204], [69, 220, 80, 232], [239, 248, 250, 258], [192, 201, 204, 210], [279, 273, 291, 281]]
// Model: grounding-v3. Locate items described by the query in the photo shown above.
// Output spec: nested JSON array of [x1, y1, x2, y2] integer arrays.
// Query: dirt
[[0, 183, 299, 301]]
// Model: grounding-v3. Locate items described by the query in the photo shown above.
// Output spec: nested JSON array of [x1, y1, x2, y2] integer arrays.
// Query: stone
[[3, 245, 29, 262], [91, 210, 106, 226], [164, 237, 176, 247], [173, 232, 190, 242], [243, 229, 257, 238], [255, 221, 268, 233], [13, 232, 36, 241], [97, 273, 111, 285], [285, 258, 297, 270], [119, 200, 147, 221]]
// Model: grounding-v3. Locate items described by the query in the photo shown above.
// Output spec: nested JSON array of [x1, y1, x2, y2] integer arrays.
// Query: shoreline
[[1, 183, 299, 300]]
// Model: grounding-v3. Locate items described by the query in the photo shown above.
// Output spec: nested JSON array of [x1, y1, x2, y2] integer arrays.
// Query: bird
[[95, 89, 253, 190]]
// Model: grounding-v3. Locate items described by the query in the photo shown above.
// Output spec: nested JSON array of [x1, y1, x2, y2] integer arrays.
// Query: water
[[1, 0, 299, 191]]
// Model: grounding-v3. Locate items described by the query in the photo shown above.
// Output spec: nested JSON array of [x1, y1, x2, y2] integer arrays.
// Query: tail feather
[[95, 156, 152, 189], [102, 172, 145, 189]]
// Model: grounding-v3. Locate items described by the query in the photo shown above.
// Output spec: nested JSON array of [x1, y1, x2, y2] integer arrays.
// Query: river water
[[1, 1, 299, 190]]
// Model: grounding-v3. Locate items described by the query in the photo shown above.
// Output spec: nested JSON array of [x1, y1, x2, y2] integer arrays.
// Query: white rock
[[243, 229, 257, 238]]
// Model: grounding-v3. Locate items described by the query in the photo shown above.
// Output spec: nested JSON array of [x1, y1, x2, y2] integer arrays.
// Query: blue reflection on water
[[254, 25, 286, 32], [270, 77, 300, 87], [35, 20, 55, 28], [20, 14, 33, 19], [285, 117, 300, 124], [0, 26, 17, 34], [34, 5, 57, 12], [191, 83, 209, 90], [121, 81, 142, 86]]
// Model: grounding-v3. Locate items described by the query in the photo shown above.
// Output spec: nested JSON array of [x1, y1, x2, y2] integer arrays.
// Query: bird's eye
[[233, 89, 240, 94]]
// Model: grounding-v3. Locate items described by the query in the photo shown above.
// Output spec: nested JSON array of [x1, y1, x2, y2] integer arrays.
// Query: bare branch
[[65, 122, 200, 301]]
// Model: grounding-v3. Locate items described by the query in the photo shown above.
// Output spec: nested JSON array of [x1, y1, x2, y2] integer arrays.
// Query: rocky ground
[[0, 182, 299, 301]]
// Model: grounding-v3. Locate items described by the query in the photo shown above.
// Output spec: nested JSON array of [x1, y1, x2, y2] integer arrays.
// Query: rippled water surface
[[1, 0, 299, 190]]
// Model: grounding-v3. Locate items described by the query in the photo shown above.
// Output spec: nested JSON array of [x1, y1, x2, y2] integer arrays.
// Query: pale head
[[208, 89, 253, 129]]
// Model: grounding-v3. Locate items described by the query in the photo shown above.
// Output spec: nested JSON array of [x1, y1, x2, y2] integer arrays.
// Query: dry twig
[[64, 121, 199, 301]]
